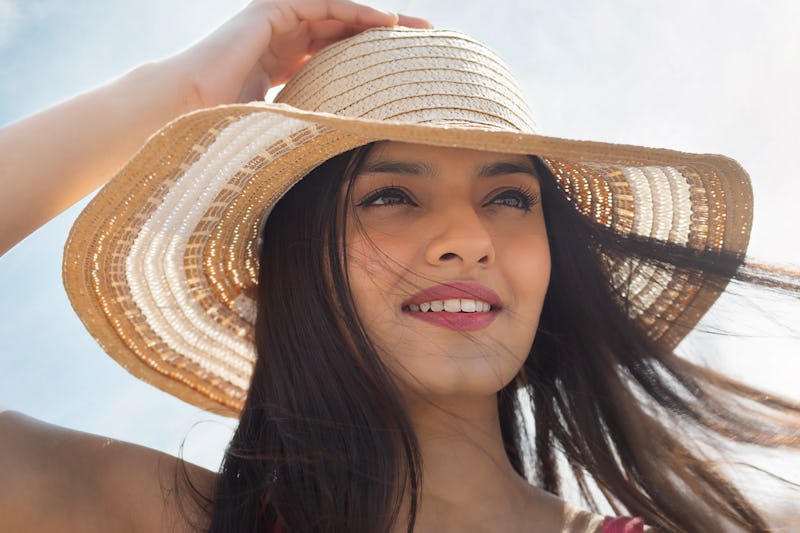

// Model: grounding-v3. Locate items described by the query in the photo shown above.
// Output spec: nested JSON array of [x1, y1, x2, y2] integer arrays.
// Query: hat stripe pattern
[[543, 158, 723, 339], [619, 166, 692, 313], [280, 36, 526, 106], [64, 27, 751, 414], [126, 114, 274, 391], [291, 61, 533, 126]]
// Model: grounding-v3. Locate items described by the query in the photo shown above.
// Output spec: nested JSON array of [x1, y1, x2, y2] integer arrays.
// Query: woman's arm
[[0, 61, 195, 258], [0, 410, 215, 532], [0, 0, 430, 256]]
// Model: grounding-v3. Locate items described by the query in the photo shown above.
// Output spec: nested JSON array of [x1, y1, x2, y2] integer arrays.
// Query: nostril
[[440, 252, 458, 261]]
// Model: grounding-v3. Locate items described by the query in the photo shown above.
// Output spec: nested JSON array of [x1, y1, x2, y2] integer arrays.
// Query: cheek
[[344, 232, 416, 313], [504, 233, 551, 314]]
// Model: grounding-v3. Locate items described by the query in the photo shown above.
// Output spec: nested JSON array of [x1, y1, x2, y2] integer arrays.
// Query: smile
[[404, 299, 492, 313], [401, 282, 502, 331]]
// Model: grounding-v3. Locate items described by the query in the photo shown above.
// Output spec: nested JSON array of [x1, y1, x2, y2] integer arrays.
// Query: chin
[[385, 344, 527, 401]]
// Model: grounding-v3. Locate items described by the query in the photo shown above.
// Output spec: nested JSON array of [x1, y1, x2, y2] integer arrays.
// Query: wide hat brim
[[63, 27, 752, 416], [63, 103, 751, 416]]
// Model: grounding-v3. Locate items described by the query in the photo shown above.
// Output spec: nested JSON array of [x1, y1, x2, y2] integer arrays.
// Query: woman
[[1, 1, 798, 531]]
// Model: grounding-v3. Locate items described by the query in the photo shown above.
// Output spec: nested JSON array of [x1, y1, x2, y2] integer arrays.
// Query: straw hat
[[63, 27, 752, 415]]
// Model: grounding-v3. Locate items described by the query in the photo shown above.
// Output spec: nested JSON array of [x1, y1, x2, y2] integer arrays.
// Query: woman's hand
[[178, 0, 431, 107], [0, 1, 430, 256]]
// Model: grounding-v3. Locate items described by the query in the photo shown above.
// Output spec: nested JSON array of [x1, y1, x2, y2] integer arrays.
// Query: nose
[[424, 205, 495, 268]]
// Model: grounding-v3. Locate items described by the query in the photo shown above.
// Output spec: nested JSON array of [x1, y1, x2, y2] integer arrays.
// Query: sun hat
[[63, 26, 752, 415]]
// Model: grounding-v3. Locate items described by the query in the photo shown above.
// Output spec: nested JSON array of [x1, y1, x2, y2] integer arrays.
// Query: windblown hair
[[205, 146, 800, 533]]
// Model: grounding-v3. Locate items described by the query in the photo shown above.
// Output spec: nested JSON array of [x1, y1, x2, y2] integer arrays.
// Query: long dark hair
[[208, 146, 419, 533], [205, 145, 800, 532]]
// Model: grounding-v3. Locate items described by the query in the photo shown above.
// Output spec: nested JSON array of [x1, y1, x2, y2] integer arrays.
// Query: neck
[[392, 393, 565, 533], [411, 394, 519, 501]]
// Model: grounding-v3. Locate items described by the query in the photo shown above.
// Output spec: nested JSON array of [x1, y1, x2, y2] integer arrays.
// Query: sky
[[1, 0, 799, 508]]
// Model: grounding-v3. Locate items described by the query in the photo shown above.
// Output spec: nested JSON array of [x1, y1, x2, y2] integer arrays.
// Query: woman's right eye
[[357, 187, 415, 207]]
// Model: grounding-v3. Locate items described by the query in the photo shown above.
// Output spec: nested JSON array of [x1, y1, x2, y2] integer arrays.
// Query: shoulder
[[0, 410, 215, 532]]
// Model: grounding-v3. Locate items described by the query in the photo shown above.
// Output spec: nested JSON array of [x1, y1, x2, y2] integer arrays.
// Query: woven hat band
[[275, 27, 537, 133]]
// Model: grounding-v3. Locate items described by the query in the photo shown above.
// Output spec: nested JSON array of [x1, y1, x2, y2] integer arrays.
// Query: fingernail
[[382, 10, 400, 25], [400, 14, 433, 29]]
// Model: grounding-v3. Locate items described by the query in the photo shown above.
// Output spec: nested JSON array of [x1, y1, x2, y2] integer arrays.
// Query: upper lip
[[402, 281, 502, 308]]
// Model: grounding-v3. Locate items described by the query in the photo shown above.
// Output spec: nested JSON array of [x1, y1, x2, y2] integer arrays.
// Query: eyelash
[[488, 185, 539, 212], [357, 186, 413, 207], [356, 185, 539, 211]]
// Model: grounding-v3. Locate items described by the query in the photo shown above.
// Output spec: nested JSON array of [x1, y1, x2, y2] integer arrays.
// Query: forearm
[[0, 59, 199, 256]]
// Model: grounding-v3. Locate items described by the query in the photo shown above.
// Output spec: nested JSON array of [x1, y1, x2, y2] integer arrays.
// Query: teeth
[[444, 299, 460, 312], [407, 299, 493, 313]]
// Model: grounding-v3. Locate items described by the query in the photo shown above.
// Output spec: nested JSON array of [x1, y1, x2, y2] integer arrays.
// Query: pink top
[[273, 516, 646, 532], [603, 516, 646, 533]]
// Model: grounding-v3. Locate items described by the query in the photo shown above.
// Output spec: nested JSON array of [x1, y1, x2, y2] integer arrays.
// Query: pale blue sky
[[1, 0, 798, 493]]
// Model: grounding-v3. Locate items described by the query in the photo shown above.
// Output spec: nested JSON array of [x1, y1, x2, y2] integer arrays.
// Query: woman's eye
[[488, 188, 538, 211], [358, 187, 415, 207]]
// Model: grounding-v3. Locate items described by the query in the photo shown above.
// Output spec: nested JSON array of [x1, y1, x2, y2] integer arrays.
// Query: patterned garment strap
[[603, 516, 645, 533], [274, 514, 645, 532]]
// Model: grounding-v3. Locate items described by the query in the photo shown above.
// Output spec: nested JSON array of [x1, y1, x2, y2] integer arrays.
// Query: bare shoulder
[[0, 410, 216, 533]]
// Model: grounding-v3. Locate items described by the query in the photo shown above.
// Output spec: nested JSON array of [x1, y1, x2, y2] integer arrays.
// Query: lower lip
[[404, 310, 499, 331]]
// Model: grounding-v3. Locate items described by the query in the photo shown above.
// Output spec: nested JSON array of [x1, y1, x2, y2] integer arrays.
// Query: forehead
[[361, 141, 535, 171]]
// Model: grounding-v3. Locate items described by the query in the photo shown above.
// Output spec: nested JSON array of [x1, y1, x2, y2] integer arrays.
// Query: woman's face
[[345, 142, 550, 400]]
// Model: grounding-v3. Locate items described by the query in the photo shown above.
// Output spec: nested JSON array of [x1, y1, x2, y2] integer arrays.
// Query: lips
[[402, 281, 501, 331]]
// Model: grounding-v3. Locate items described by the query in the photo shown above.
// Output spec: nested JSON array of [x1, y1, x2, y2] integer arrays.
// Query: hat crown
[[274, 27, 537, 133]]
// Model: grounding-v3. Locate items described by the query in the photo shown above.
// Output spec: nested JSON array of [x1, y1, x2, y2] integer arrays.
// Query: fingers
[[249, 1, 433, 89], [264, 0, 431, 32], [305, 18, 351, 42], [260, 0, 386, 30], [303, 14, 431, 55], [321, 1, 432, 29], [300, 0, 398, 27], [396, 14, 433, 29], [304, 11, 431, 43]]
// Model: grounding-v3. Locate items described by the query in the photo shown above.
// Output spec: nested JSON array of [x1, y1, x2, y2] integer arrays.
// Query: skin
[[347, 142, 550, 401], [346, 142, 560, 532], [0, 1, 430, 531]]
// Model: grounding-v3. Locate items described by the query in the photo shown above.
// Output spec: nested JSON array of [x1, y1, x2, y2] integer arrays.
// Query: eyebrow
[[360, 160, 434, 176], [476, 161, 538, 180], [358, 159, 538, 180]]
